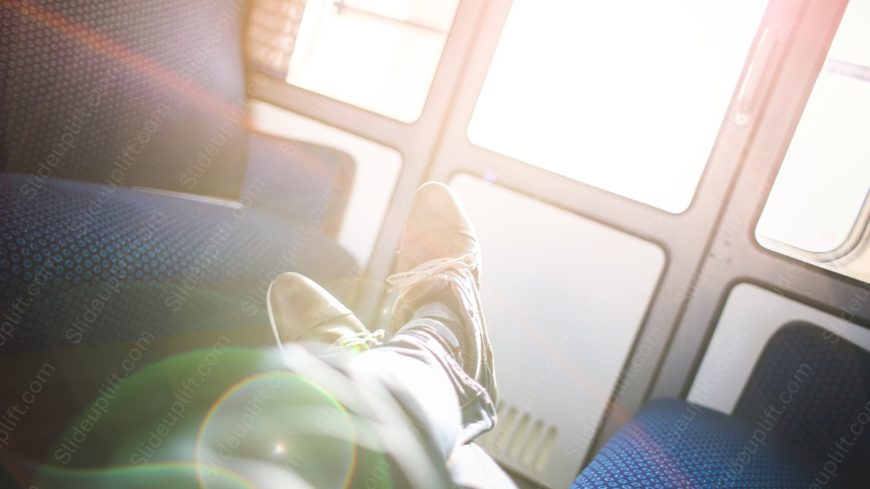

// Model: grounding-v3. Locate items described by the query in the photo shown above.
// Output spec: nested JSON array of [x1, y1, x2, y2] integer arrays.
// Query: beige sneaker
[[268, 272, 382, 354], [387, 182, 497, 404]]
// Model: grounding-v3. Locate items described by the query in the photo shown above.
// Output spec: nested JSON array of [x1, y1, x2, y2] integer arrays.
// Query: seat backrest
[[734, 321, 870, 487], [0, 0, 249, 199]]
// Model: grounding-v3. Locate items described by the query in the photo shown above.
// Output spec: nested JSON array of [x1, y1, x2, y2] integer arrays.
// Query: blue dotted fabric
[[0, 0, 249, 198], [734, 322, 870, 488], [0, 171, 357, 352], [573, 399, 822, 489]]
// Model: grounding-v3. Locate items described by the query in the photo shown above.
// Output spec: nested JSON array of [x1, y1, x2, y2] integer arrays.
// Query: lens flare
[[194, 371, 359, 488], [31, 461, 254, 489]]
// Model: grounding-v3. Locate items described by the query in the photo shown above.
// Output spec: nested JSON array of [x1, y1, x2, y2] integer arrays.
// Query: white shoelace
[[386, 252, 479, 293]]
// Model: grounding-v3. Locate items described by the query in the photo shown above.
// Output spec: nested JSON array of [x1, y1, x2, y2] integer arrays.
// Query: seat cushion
[[0, 172, 357, 352], [573, 399, 824, 489]]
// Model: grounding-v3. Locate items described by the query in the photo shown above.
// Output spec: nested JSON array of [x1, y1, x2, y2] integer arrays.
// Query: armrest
[[244, 130, 356, 238]]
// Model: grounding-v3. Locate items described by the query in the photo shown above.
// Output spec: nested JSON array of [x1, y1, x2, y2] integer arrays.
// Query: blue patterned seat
[[573, 399, 821, 488], [575, 322, 869, 489], [0, 0, 360, 352], [732, 322, 870, 488], [0, 171, 357, 352]]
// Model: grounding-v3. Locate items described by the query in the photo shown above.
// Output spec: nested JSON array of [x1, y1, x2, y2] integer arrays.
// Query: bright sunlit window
[[468, 0, 766, 213], [286, 0, 458, 122], [756, 0, 870, 283]]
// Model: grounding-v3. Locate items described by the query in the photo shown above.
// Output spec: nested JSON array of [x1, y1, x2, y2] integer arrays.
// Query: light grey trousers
[[282, 304, 517, 489]]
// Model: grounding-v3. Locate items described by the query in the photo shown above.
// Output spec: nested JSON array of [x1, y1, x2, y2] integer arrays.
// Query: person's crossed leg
[[268, 182, 516, 488]]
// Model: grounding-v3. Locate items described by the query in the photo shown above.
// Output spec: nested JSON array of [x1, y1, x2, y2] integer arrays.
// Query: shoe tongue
[[398, 231, 476, 272]]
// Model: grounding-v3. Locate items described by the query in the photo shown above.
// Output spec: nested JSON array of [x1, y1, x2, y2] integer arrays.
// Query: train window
[[467, 0, 765, 213], [756, 0, 870, 283], [448, 174, 665, 487], [281, 0, 458, 122]]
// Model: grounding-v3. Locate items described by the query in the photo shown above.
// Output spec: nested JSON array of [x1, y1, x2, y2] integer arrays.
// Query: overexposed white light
[[288, 0, 458, 122], [827, 0, 870, 67], [468, 0, 766, 213], [757, 75, 870, 253], [757, 0, 870, 255]]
